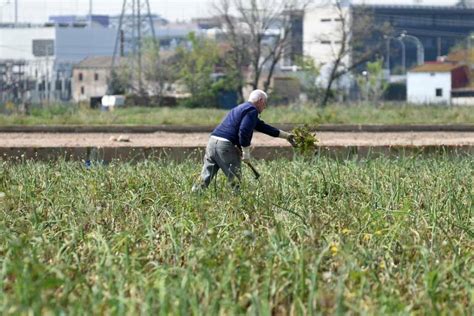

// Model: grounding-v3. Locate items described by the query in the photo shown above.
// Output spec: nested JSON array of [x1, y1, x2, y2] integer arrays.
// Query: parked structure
[[407, 63, 469, 105]]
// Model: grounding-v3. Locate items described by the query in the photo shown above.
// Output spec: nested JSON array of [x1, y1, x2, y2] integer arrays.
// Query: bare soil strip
[[2, 132, 474, 147]]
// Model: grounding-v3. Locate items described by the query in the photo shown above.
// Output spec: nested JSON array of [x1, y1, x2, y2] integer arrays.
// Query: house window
[[436, 88, 443, 97], [320, 18, 331, 22], [81, 86, 85, 95], [78, 73, 83, 81], [94, 73, 99, 81]]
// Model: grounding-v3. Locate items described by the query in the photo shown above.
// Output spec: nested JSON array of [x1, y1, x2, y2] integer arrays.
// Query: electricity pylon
[[110, 0, 158, 95]]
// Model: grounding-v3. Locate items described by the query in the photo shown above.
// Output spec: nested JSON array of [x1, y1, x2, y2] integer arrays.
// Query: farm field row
[[1, 103, 474, 126], [0, 156, 472, 314]]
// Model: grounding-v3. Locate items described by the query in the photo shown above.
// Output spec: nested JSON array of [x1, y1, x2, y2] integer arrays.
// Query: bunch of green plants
[[291, 125, 319, 156], [0, 155, 472, 314]]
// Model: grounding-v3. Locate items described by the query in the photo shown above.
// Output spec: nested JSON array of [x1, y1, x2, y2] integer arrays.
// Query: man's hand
[[242, 146, 251, 162], [279, 130, 296, 147], [287, 134, 297, 147]]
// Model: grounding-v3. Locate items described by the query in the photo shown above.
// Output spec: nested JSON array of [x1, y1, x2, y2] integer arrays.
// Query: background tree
[[214, 0, 310, 100], [356, 59, 389, 106], [142, 39, 176, 105], [294, 55, 320, 102], [174, 33, 223, 107], [108, 60, 131, 95]]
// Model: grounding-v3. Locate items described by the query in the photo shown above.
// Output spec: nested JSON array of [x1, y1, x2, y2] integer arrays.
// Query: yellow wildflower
[[330, 243, 339, 256]]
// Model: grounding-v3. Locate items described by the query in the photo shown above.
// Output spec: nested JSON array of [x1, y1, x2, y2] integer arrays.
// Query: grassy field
[[1, 103, 474, 126], [0, 156, 472, 314]]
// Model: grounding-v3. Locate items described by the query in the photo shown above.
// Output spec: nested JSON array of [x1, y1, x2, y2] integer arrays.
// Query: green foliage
[[175, 33, 226, 108], [108, 70, 128, 95], [0, 156, 472, 314], [294, 56, 321, 102], [141, 38, 177, 100], [357, 59, 389, 105], [291, 125, 319, 156]]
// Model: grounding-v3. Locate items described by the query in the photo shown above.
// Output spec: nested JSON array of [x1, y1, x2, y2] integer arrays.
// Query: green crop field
[[1, 103, 474, 126], [0, 156, 472, 314]]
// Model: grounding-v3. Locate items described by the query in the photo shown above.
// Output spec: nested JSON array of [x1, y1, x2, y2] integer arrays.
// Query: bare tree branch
[[319, 1, 392, 106], [214, 0, 311, 98]]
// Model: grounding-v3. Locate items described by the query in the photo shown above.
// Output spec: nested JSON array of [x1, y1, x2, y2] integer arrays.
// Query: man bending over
[[192, 89, 294, 191]]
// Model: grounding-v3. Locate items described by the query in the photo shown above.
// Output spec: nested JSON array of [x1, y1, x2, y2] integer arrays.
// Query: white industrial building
[[407, 63, 469, 105], [0, 24, 116, 103]]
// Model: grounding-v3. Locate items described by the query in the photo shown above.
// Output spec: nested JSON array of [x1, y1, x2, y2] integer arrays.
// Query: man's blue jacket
[[211, 102, 280, 147]]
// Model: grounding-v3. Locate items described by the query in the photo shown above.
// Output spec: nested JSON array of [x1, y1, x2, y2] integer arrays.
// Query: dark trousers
[[194, 137, 242, 189]]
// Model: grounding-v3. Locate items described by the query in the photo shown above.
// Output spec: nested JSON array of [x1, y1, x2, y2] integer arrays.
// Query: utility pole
[[89, 0, 93, 26], [110, 0, 157, 96], [400, 31, 425, 67], [385, 35, 405, 75], [14, 0, 18, 25]]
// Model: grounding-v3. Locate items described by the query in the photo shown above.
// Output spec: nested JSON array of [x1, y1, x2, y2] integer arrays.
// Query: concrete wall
[[0, 27, 56, 79], [0, 27, 55, 60], [407, 72, 451, 105], [452, 97, 474, 106]]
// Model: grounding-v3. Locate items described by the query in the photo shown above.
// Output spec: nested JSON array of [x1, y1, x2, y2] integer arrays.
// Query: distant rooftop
[[75, 56, 126, 69], [409, 63, 465, 73], [75, 52, 176, 69]]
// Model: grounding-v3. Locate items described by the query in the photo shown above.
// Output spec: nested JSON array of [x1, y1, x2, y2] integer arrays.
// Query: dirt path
[[2, 132, 474, 147]]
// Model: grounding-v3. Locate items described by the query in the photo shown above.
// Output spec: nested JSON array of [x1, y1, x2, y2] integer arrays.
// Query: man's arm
[[255, 118, 280, 137], [255, 118, 294, 145]]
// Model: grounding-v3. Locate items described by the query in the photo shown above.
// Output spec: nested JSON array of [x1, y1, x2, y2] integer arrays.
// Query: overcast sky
[[0, 0, 459, 24]]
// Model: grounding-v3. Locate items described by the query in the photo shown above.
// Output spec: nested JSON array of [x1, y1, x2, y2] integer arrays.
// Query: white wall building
[[303, 2, 351, 68], [303, 1, 352, 94], [407, 63, 469, 105], [0, 24, 116, 102]]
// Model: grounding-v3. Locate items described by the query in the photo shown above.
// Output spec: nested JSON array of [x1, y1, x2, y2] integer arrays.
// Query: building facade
[[0, 24, 116, 104], [355, 4, 474, 72], [303, 3, 351, 68], [407, 63, 469, 105], [72, 56, 117, 103], [303, 2, 474, 83]]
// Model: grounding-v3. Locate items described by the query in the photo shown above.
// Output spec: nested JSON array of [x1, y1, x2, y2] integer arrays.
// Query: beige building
[[72, 56, 124, 103]]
